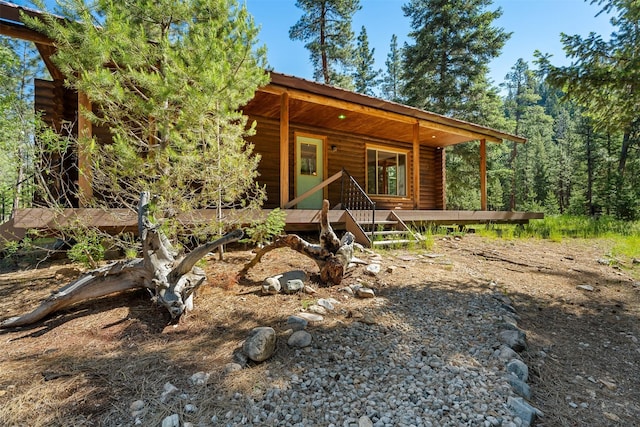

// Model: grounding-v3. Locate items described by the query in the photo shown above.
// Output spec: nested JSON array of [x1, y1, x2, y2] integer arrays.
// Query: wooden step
[[372, 239, 413, 247], [366, 229, 409, 236]]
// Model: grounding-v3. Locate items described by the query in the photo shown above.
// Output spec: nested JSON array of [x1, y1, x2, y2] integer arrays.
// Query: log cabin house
[[0, 1, 542, 247]]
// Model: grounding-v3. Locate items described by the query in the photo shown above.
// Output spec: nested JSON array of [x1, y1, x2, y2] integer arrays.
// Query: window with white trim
[[366, 148, 407, 196]]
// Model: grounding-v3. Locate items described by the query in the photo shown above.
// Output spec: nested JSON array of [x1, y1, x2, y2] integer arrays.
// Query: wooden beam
[[259, 84, 502, 144], [279, 92, 290, 208], [284, 170, 343, 209], [77, 92, 93, 207], [35, 43, 63, 80], [440, 148, 447, 210], [412, 122, 420, 209], [0, 22, 54, 45], [480, 139, 487, 211]]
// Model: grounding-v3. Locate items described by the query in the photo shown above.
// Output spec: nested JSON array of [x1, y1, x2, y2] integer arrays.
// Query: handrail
[[282, 168, 376, 245], [283, 170, 343, 209], [340, 168, 375, 241]]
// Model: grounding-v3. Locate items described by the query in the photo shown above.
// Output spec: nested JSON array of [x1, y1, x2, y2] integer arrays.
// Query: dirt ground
[[0, 234, 638, 426]]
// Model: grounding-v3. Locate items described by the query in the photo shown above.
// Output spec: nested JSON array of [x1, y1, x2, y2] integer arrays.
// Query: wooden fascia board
[[0, 21, 54, 45], [258, 84, 503, 145]]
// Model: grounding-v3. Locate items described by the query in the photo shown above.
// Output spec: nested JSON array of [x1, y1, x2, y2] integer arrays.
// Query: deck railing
[[340, 169, 375, 235]]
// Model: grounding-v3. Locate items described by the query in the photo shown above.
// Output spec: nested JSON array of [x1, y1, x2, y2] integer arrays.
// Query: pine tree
[[401, 0, 510, 117], [381, 34, 403, 103], [542, 0, 640, 218], [352, 26, 380, 95], [28, 0, 269, 239], [289, 0, 360, 88], [0, 38, 40, 218]]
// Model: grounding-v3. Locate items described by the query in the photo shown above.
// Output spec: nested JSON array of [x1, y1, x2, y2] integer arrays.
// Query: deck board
[[1, 208, 544, 245]]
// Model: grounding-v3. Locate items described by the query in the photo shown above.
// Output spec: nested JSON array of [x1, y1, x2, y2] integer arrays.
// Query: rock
[[161, 414, 180, 427], [386, 265, 397, 273], [129, 400, 145, 412], [262, 277, 281, 295], [358, 415, 374, 427], [365, 263, 381, 275], [224, 363, 243, 374], [303, 285, 317, 294], [507, 359, 529, 382], [242, 327, 277, 362], [283, 279, 305, 294], [507, 396, 538, 427], [494, 345, 519, 362], [355, 287, 375, 298], [576, 284, 594, 292], [160, 382, 179, 402], [499, 329, 527, 352], [506, 375, 531, 399], [317, 298, 338, 311], [340, 286, 354, 295], [307, 304, 327, 315], [287, 315, 308, 331], [287, 330, 312, 348], [296, 312, 324, 324], [263, 270, 308, 295], [188, 372, 210, 386], [599, 378, 617, 390], [184, 403, 197, 413]]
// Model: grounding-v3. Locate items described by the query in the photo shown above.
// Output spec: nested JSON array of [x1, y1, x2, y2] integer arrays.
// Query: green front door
[[295, 135, 324, 209]]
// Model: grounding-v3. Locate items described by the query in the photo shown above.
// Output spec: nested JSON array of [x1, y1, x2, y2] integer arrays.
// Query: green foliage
[[401, 0, 510, 117], [478, 215, 640, 240], [289, 0, 360, 87], [242, 208, 286, 246], [352, 26, 380, 95], [380, 34, 403, 103], [27, 0, 269, 245], [67, 231, 105, 269]]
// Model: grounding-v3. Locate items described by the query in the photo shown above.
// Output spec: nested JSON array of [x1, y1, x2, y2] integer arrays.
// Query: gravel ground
[[200, 280, 527, 427]]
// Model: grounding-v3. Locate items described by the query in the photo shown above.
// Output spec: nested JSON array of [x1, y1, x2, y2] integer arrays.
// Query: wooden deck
[[1, 208, 543, 248]]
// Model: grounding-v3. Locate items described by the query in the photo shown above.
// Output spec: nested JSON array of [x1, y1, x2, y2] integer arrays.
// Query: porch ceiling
[[243, 72, 527, 147]]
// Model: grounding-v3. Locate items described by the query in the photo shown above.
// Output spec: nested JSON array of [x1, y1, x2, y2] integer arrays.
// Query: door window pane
[[300, 143, 317, 176]]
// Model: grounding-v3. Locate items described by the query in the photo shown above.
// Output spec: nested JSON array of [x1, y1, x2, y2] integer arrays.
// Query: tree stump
[[242, 199, 354, 285], [0, 192, 242, 328]]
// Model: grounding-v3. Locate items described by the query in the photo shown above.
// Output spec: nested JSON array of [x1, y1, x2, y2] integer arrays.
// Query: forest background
[[1, 0, 639, 223]]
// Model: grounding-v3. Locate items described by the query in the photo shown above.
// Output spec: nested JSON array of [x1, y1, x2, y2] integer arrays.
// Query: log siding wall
[[248, 115, 444, 210]]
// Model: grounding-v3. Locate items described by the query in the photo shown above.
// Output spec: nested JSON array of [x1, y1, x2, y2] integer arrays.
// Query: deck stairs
[[346, 210, 422, 248]]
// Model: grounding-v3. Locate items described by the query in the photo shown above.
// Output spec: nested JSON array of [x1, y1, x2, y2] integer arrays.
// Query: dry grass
[[0, 237, 638, 426]]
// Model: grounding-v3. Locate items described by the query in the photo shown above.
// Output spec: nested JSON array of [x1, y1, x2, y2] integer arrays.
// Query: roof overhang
[[244, 72, 526, 147]]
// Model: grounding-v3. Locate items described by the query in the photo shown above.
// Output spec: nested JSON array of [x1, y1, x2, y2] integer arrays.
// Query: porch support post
[[480, 138, 487, 211], [412, 122, 420, 209], [77, 91, 93, 207], [440, 148, 446, 209], [279, 92, 290, 208]]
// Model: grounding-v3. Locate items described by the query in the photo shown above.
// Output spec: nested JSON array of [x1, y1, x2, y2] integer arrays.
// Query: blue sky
[[10, 0, 614, 88], [245, 0, 614, 87]]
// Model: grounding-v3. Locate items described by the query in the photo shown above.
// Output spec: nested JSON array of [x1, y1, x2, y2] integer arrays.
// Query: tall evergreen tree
[[401, 0, 510, 118], [502, 59, 540, 210], [289, 0, 360, 88], [0, 38, 40, 218], [381, 34, 403, 103], [352, 26, 380, 95], [29, 0, 269, 239], [541, 0, 640, 218]]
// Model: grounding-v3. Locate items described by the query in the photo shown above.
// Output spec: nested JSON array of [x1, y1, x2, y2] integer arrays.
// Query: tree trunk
[[0, 192, 242, 328], [242, 200, 354, 285]]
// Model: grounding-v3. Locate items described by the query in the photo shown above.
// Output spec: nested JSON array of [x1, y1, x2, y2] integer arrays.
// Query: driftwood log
[[0, 192, 242, 328], [242, 199, 355, 285]]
